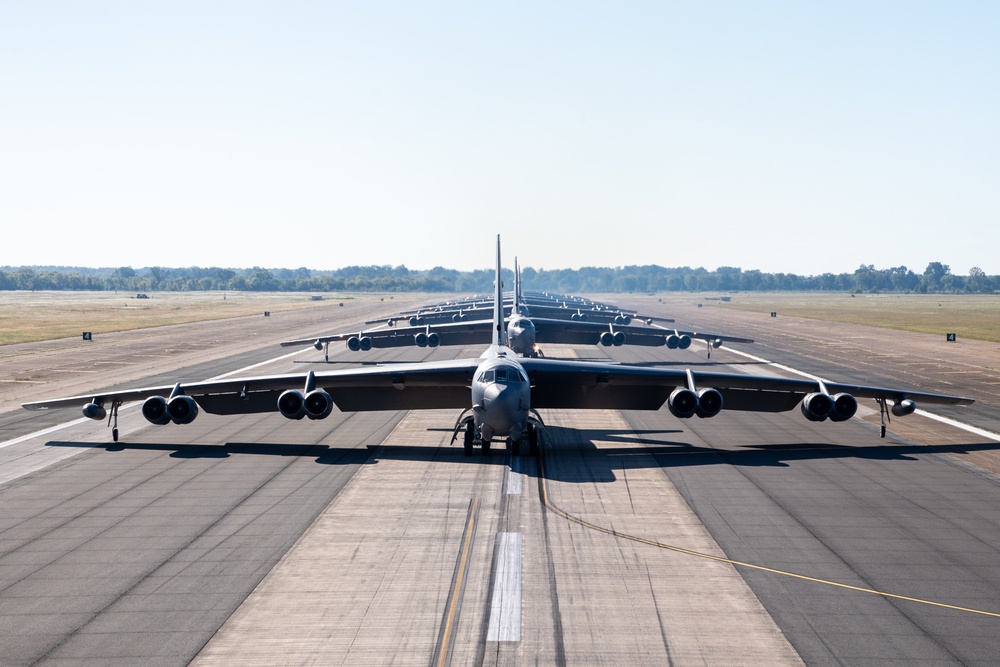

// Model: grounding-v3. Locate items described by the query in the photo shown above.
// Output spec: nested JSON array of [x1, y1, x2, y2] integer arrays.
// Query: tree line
[[0, 262, 995, 294]]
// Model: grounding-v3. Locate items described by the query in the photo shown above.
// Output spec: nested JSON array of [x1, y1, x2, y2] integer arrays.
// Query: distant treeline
[[0, 262, 995, 294]]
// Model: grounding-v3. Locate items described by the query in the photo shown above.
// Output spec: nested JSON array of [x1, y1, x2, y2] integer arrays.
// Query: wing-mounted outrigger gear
[[311, 339, 330, 362], [874, 396, 917, 438], [108, 400, 121, 442]]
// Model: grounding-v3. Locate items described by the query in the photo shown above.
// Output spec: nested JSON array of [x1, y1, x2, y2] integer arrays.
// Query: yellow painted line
[[536, 445, 1000, 619], [435, 496, 480, 667]]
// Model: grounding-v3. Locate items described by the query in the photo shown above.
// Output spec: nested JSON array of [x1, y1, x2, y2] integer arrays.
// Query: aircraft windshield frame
[[478, 366, 527, 384]]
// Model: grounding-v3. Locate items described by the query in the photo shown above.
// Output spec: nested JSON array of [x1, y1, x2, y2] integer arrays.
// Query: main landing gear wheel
[[112, 428, 119, 443], [463, 423, 474, 457], [528, 425, 539, 456], [482, 439, 491, 456]]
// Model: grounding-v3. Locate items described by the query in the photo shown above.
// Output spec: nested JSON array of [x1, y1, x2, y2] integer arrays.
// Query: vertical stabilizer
[[493, 235, 506, 347]]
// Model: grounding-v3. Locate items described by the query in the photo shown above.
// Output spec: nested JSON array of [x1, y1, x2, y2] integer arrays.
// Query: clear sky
[[2, 2, 997, 275]]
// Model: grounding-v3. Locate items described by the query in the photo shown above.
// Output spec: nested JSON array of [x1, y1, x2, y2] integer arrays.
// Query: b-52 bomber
[[23, 236, 973, 455], [282, 265, 750, 360]]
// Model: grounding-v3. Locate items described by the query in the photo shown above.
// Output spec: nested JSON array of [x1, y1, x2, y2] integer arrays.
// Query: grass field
[[0, 291, 359, 346], [684, 292, 1000, 343], [3, 290, 998, 347]]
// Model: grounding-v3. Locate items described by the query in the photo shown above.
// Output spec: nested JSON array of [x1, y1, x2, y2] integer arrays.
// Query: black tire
[[464, 423, 474, 456], [528, 426, 539, 456]]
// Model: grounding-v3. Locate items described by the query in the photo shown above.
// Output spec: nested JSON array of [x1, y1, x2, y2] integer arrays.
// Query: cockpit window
[[477, 366, 526, 384]]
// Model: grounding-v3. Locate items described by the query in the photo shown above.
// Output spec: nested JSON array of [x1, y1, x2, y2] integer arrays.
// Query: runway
[[2, 297, 999, 665]]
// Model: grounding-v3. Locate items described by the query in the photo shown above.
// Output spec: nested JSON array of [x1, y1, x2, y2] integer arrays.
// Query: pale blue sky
[[2, 2, 997, 274]]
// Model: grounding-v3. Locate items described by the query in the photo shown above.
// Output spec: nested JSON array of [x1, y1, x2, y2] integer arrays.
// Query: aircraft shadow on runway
[[45, 432, 1000, 485]]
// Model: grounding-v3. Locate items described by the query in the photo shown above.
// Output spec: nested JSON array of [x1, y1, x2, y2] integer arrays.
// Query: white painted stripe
[[486, 532, 522, 642], [506, 458, 523, 495]]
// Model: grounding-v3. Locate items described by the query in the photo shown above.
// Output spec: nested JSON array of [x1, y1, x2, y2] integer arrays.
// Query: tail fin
[[493, 235, 506, 347]]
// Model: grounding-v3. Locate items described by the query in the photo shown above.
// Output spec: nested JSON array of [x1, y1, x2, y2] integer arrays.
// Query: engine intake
[[278, 390, 306, 420], [304, 390, 333, 420], [695, 388, 724, 418], [347, 336, 361, 352], [667, 387, 699, 419], [828, 393, 858, 422], [427, 332, 440, 347], [142, 395, 171, 425], [414, 332, 428, 347], [599, 331, 614, 347], [167, 395, 199, 424]]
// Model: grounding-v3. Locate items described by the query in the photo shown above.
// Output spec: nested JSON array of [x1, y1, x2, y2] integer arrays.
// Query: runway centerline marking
[[486, 532, 522, 642]]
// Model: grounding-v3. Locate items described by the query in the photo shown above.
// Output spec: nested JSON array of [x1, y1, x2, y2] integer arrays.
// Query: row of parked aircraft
[[23, 236, 973, 456], [280, 261, 753, 361]]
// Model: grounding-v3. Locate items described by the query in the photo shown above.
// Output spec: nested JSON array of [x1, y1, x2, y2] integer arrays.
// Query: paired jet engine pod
[[346, 336, 373, 352], [666, 334, 693, 350], [613, 314, 632, 325], [800, 392, 858, 422], [599, 331, 627, 347], [141, 394, 199, 425], [667, 386, 724, 419], [277, 389, 334, 420], [571, 312, 587, 321], [414, 332, 441, 347]]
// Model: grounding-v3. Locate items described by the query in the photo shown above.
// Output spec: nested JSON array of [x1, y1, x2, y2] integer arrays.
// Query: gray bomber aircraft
[[23, 236, 973, 455], [281, 264, 749, 360]]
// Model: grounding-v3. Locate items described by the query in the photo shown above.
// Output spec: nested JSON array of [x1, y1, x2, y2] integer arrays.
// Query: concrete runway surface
[[1, 296, 999, 665]]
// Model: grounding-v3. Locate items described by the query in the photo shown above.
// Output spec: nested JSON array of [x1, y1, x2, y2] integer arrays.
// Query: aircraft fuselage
[[472, 346, 530, 443]]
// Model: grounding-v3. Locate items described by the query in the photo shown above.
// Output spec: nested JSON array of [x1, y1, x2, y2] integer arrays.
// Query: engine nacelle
[[666, 334, 689, 349], [304, 389, 333, 420], [427, 332, 440, 347], [82, 402, 106, 421], [613, 331, 626, 346], [599, 331, 614, 347], [668, 387, 698, 419], [828, 392, 858, 422], [313, 340, 324, 351], [695, 388, 724, 418], [141, 395, 172, 425], [891, 399, 917, 416], [278, 390, 306, 420], [167, 395, 199, 424], [359, 336, 373, 351], [800, 392, 834, 422], [414, 332, 428, 347], [347, 336, 361, 352], [409, 316, 420, 326]]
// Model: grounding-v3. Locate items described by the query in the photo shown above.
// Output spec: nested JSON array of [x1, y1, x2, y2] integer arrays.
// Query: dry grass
[[0, 291, 359, 346], [688, 292, 1000, 343]]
